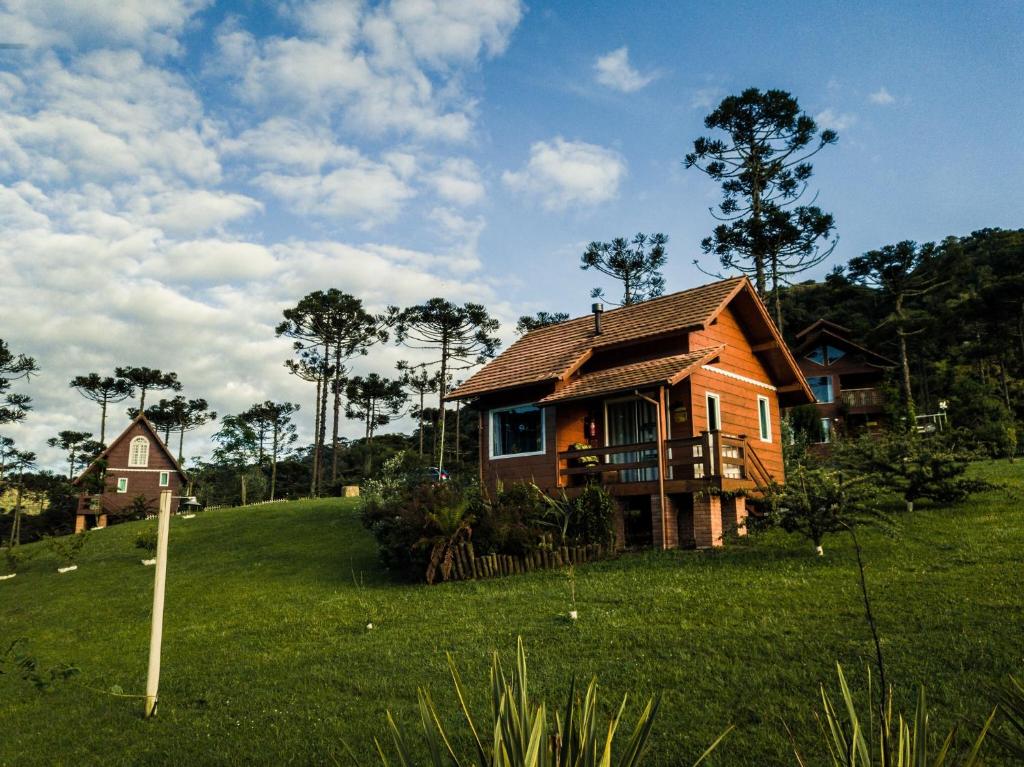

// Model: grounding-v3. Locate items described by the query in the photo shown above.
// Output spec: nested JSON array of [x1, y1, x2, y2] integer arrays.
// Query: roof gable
[[448, 277, 746, 400], [794, 319, 897, 368], [74, 415, 189, 485]]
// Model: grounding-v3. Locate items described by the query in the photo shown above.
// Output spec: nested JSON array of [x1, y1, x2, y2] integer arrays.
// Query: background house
[[73, 415, 188, 531], [447, 277, 814, 549], [792, 319, 896, 443]]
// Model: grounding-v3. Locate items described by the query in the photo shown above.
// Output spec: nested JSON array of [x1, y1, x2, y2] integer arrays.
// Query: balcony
[[840, 387, 885, 410], [557, 431, 773, 494]]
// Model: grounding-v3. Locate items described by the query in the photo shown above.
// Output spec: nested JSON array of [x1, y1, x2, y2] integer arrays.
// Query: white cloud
[[815, 108, 856, 132], [869, 87, 896, 105], [0, 0, 209, 55], [428, 158, 485, 205], [502, 137, 627, 210], [218, 0, 524, 143], [690, 86, 723, 110], [593, 46, 658, 93], [0, 0, 527, 471]]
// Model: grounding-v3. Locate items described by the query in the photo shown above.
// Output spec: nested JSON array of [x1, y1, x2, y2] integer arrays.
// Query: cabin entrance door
[[605, 398, 658, 483]]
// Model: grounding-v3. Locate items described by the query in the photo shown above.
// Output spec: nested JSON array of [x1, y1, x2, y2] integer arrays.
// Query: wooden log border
[[436, 542, 609, 583]]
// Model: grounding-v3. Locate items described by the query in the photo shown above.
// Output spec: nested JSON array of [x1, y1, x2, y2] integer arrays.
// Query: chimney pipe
[[592, 302, 604, 335]]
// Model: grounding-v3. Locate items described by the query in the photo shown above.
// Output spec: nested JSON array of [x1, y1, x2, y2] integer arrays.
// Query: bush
[[834, 430, 996, 512], [135, 527, 158, 556], [48, 532, 88, 567], [361, 468, 617, 582]]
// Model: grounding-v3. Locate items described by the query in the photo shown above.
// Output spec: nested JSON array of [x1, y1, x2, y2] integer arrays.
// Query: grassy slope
[[0, 461, 1021, 766]]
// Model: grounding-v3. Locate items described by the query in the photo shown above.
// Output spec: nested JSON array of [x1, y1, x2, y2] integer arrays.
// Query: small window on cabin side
[[128, 436, 150, 467], [757, 396, 771, 442], [159, 471, 170, 487], [116, 477, 128, 493], [491, 405, 545, 457], [806, 376, 833, 404]]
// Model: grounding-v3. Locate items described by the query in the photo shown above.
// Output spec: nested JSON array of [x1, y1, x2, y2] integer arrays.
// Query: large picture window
[[490, 405, 545, 458], [806, 376, 834, 404]]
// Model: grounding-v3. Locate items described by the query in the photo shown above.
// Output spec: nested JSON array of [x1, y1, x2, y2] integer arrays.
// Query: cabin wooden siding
[[686, 305, 786, 480]]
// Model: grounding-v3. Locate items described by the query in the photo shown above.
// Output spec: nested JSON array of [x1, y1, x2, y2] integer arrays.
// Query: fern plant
[[372, 636, 730, 766]]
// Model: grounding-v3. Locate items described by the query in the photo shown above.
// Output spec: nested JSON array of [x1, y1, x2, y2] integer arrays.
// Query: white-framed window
[[705, 392, 721, 432], [116, 477, 128, 493], [128, 436, 150, 467], [757, 396, 772, 442], [159, 471, 170, 487], [490, 404, 546, 459], [806, 375, 834, 404]]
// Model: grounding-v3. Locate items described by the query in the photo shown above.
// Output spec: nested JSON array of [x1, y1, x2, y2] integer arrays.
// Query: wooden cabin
[[446, 277, 814, 549], [72, 415, 188, 532], [792, 319, 896, 443]]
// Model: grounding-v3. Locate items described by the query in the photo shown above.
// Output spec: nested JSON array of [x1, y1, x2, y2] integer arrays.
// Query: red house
[[73, 415, 188, 532], [446, 277, 814, 549], [792, 319, 896, 443]]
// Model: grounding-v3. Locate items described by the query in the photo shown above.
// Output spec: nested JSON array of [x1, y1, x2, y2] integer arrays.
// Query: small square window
[[116, 477, 128, 493], [159, 471, 170, 487]]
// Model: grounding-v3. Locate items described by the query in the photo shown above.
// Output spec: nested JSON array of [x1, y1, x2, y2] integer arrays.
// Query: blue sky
[[1, 0, 1021, 468]]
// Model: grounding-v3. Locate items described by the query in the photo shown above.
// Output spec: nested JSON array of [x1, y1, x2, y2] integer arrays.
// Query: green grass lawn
[[1, 461, 1022, 766]]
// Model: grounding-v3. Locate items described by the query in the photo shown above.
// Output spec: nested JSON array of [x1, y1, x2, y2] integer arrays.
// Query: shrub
[[570, 483, 617, 547], [834, 431, 996, 512], [371, 636, 731, 766], [48, 532, 88, 567], [135, 527, 158, 557], [762, 466, 887, 555]]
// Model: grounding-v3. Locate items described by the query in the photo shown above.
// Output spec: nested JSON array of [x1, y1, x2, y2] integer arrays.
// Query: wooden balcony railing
[[76, 493, 103, 515], [840, 387, 884, 409], [558, 431, 773, 490]]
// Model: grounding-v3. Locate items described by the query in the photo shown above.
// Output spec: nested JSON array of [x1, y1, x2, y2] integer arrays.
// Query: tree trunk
[[750, 154, 766, 295], [364, 414, 373, 477], [331, 349, 342, 484], [100, 398, 108, 445], [270, 425, 278, 501], [177, 427, 185, 465], [455, 399, 461, 464], [418, 390, 425, 456], [436, 337, 448, 471], [139, 387, 147, 412], [895, 296, 915, 423], [240, 473, 247, 506], [316, 349, 330, 495], [310, 375, 321, 496], [771, 259, 783, 333], [9, 478, 24, 547]]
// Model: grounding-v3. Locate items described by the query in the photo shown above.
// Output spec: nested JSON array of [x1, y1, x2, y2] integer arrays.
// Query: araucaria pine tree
[[389, 299, 500, 472], [344, 374, 407, 475], [685, 88, 838, 331], [0, 339, 38, 425], [69, 373, 134, 444], [580, 233, 668, 306], [114, 366, 182, 412]]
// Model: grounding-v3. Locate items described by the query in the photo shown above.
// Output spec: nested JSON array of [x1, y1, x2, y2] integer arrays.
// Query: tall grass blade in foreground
[[804, 663, 995, 766], [375, 636, 730, 766]]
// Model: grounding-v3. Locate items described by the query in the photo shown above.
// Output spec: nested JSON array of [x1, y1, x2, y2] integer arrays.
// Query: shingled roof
[[537, 347, 723, 404], [448, 277, 745, 400]]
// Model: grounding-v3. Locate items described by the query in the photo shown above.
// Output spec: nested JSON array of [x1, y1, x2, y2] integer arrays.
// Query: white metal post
[[145, 489, 172, 718]]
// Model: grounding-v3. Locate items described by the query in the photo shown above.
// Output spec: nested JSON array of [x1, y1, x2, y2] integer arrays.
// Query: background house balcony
[[840, 387, 885, 410]]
